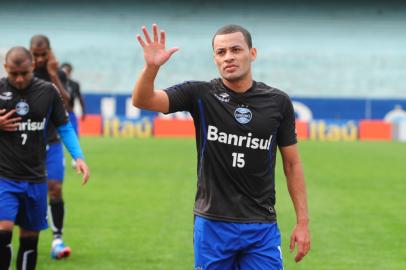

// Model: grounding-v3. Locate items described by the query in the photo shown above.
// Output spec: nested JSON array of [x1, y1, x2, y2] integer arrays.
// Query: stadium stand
[[1, 1, 405, 98]]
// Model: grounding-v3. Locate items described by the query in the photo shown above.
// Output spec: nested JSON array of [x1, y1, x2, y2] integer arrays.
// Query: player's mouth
[[224, 64, 238, 72]]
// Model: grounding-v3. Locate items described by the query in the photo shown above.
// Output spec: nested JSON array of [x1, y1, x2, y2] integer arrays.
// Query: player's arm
[[47, 50, 71, 106], [57, 121, 89, 185], [132, 24, 178, 113], [279, 144, 310, 263], [50, 84, 89, 184], [0, 109, 21, 131]]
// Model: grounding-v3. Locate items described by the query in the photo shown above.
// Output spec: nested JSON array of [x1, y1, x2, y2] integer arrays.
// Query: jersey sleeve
[[276, 95, 297, 147], [49, 85, 69, 127], [164, 81, 202, 113]]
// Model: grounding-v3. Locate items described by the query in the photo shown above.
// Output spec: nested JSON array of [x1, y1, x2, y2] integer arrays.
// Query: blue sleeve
[[57, 121, 85, 160]]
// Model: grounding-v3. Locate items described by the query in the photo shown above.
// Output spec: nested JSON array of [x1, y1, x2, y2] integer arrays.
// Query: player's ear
[[250, 47, 257, 62]]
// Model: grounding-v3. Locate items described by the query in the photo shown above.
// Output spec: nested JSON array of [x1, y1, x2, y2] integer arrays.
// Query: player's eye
[[10, 72, 29, 77], [33, 52, 47, 57]]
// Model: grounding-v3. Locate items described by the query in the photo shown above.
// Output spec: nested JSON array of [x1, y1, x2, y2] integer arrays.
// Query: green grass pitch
[[11, 137, 406, 269]]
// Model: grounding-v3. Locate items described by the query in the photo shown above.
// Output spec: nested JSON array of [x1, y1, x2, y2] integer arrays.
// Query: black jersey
[[65, 78, 81, 110], [34, 67, 67, 143], [0, 77, 68, 182], [165, 79, 297, 223]]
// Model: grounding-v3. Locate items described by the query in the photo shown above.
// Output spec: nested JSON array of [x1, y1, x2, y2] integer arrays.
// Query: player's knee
[[19, 229, 39, 238], [48, 181, 62, 199], [0, 221, 14, 232]]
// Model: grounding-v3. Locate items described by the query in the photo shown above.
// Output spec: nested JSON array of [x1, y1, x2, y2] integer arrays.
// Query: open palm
[[137, 24, 178, 67]]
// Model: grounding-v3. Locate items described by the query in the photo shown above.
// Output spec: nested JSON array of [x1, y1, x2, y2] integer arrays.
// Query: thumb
[[168, 47, 179, 57]]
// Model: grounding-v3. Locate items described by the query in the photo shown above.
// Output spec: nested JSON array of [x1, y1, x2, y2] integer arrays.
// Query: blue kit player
[[132, 24, 311, 269], [30, 35, 74, 259]]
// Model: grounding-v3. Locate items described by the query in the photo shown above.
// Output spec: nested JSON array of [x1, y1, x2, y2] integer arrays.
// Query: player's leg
[[16, 181, 48, 270], [46, 143, 70, 259], [48, 181, 64, 239], [0, 178, 21, 270], [0, 222, 14, 270], [194, 216, 240, 270], [237, 222, 283, 270], [17, 230, 39, 270]]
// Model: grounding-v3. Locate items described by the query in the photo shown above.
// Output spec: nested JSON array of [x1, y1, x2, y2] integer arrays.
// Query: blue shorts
[[194, 216, 283, 270], [69, 112, 79, 136], [46, 142, 65, 181], [0, 178, 48, 231]]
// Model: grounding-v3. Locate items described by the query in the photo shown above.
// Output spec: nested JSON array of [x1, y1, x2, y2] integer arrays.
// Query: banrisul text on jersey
[[207, 125, 272, 150], [17, 118, 46, 131]]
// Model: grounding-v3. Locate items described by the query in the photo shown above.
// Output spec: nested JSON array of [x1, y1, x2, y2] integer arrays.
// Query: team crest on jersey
[[16, 101, 29, 116], [214, 92, 230, 102], [0, 91, 12, 100], [234, 107, 252, 124]]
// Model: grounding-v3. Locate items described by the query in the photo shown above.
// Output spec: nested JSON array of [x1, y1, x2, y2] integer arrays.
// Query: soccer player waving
[[132, 24, 310, 269]]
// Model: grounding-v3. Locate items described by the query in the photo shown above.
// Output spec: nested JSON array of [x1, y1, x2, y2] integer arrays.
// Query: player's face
[[31, 45, 49, 68], [5, 59, 34, 90], [213, 32, 256, 83], [61, 66, 71, 77]]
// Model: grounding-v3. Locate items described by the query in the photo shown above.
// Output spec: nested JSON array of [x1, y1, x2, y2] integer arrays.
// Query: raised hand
[[0, 109, 21, 131], [47, 50, 59, 77], [136, 24, 179, 68]]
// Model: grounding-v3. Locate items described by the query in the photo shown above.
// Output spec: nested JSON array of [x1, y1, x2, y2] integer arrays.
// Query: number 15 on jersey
[[232, 152, 245, 168]]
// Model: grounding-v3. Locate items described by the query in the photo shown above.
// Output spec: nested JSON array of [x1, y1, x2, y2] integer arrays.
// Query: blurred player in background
[[0, 46, 89, 270], [30, 35, 73, 259], [60, 62, 85, 136], [132, 24, 310, 269]]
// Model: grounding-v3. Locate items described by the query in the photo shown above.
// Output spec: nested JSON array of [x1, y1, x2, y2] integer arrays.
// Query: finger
[[81, 168, 90, 185], [5, 116, 22, 123], [168, 47, 179, 57], [295, 251, 305, 263], [152, 23, 158, 43], [76, 163, 81, 174], [0, 109, 5, 115], [295, 241, 305, 262], [4, 122, 20, 128], [160, 30, 165, 45], [47, 51, 54, 62], [136, 34, 146, 48], [305, 240, 311, 254], [3, 126, 18, 131], [290, 235, 295, 252], [142, 26, 152, 44], [4, 109, 17, 118]]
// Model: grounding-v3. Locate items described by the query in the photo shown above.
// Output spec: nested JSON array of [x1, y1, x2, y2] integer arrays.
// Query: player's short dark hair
[[212, 25, 252, 49], [61, 62, 72, 71], [5, 46, 33, 65], [30, 34, 51, 48]]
